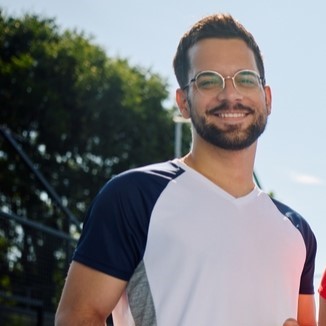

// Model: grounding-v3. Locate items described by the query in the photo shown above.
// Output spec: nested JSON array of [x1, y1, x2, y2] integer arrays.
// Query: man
[[55, 13, 317, 325]]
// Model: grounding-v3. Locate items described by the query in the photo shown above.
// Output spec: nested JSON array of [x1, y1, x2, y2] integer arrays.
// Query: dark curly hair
[[173, 13, 265, 89]]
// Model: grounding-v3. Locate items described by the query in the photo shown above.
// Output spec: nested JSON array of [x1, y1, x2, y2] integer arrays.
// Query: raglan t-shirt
[[73, 160, 317, 326]]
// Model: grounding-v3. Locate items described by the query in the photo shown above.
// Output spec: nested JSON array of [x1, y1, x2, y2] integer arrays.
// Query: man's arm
[[55, 261, 127, 325], [297, 294, 317, 326], [282, 294, 316, 326]]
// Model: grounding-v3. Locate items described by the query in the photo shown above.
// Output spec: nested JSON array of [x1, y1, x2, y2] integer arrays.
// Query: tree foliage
[[0, 10, 191, 319], [0, 10, 190, 228]]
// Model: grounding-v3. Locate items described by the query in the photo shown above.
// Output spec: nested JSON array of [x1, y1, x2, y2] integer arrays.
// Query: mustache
[[207, 102, 254, 115]]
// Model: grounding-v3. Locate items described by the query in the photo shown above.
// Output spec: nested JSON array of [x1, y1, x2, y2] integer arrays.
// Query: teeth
[[218, 112, 246, 118]]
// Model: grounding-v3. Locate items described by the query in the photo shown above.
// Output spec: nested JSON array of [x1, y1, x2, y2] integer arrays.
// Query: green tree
[[0, 10, 191, 225], [0, 9, 191, 319]]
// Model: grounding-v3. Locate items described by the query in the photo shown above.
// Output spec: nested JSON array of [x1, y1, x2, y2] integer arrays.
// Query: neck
[[181, 140, 257, 198]]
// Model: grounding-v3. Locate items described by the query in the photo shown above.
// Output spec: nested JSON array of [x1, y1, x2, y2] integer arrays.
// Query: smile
[[217, 112, 247, 118]]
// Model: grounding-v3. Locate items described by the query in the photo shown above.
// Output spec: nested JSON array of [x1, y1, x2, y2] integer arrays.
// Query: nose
[[217, 77, 243, 101]]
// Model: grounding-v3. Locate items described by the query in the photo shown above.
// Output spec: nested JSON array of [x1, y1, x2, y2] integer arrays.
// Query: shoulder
[[118, 160, 184, 182], [270, 197, 316, 250], [90, 160, 185, 211], [99, 160, 185, 194], [270, 198, 312, 230]]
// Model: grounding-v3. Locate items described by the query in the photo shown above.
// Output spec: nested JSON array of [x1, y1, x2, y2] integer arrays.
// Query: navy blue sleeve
[[73, 161, 183, 281], [272, 198, 317, 294]]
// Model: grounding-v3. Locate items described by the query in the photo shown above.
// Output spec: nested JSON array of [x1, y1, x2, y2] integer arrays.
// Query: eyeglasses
[[183, 69, 264, 96]]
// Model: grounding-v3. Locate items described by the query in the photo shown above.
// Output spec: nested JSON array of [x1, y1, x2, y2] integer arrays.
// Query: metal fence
[[0, 127, 115, 325], [0, 210, 77, 325]]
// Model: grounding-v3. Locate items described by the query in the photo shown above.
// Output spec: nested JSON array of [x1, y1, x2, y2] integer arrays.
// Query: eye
[[196, 73, 223, 90], [235, 71, 260, 88]]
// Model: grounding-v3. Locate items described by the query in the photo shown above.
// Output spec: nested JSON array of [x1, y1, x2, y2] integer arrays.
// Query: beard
[[189, 101, 268, 150]]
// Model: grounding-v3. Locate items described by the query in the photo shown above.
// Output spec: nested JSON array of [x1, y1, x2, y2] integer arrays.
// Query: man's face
[[179, 38, 272, 150]]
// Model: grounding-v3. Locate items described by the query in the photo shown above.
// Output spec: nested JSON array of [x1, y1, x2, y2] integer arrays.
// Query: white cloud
[[291, 172, 323, 185]]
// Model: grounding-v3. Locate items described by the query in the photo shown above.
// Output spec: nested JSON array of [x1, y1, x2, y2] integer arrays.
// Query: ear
[[264, 85, 272, 115], [176, 88, 190, 119]]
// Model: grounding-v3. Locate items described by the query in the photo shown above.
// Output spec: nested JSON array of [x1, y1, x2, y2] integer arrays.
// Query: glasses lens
[[234, 70, 261, 90], [195, 72, 223, 93]]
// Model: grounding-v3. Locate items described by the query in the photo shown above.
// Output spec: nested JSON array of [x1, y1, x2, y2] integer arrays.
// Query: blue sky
[[2, 0, 325, 293]]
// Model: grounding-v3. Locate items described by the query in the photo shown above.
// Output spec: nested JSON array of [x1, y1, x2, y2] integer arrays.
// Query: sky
[[1, 0, 325, 296]]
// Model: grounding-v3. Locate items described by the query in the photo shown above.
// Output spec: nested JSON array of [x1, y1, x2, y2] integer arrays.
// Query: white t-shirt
[[73, 160, 316, 326]]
